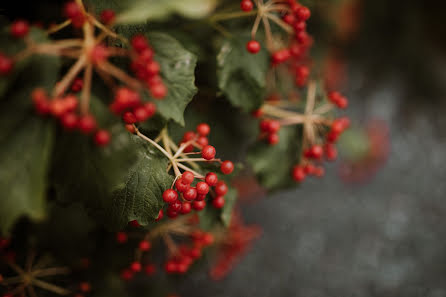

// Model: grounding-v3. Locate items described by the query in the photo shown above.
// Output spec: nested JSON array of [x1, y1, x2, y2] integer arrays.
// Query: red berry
[[268, 120, 281, 133], [10, 20, 29, 38], [0, 54, 14, 75], [61, 112, 78, 130], [71, 77, 83, 92], [304, 163, 315, 174], [125, 124, 136, 134], [79, 282, 91, 292], [155, 209, 164, 221], [166, 208, 178, 218], [170, 200, 182, 212], [163, 189, 178, 204], [201, 145, 216, 160], [164, 261, 178, 274], [283, 13, 295, 25], [131, 35, 149, 53], [197, 136, 209, 147], [134, 106, 149, 122], [123, 112, 137, 124], [64, 2, 85, 28], [94, 130, 111, 147], [120, 269, 134, 281], [139, 49, 154, 63], [180, 202, 192, 214], [196, 193, 206, 201], [130, 262, 142, 272], [146, 61, 160, 76], [267, 133, 279, 145], [116, 232, 128, 243], [182, 171, 194, 184], [325, 144, 337, 161], [336, 96, 348, 109], [314, 166, 325, 177], [214, 181, 228, 196], [144, 102, 157, 117], [246, 40, 261, 54], [150, 83, 167, 99], [205, 172, 218, 186], [296, 6, 311, 21], [78, 115, 97, 134], [271, 49, 291, 65], [212, 196, 225, 209], [196, 182, 209, 195], [292, 166, 306, 182], [175, 178, 190, 192], [192, 200, 206, 211], [182, 131, 196, 142], [309, 145, 323, 159], [183, 187, 198, 201], [202, 233, 214, 245], [129, 220, 140, 227], [138, 240, 151, 251], [220, 160, 234, 175], [196, 123, 210, 136], [100, 9, 115, 25], [241, 0, 253, 12]]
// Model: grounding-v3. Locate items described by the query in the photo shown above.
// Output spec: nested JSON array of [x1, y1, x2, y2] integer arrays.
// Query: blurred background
[[178, 0, 446, 296]]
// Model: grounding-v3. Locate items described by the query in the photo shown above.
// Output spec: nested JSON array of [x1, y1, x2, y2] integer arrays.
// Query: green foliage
[[0, 28, 60, 234], [247, 126, 301, 190], [147, 33, 198, 126], [217, 34, 269, 112], [51, 123, 173, 230]]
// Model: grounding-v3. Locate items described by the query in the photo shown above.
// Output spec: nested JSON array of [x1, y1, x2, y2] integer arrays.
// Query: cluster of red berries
[[31, 88, 111, 146], [292, 116, 350, 183], [242, 0, 313, 86], [110, 87, 157, 124], [162, 170, 230, 218], [130, 35, 168, 99], [164, 231, 214, 275], [258, 119, 281, 145], [328, 91, 348, 109], [118, 238, 157, 280]]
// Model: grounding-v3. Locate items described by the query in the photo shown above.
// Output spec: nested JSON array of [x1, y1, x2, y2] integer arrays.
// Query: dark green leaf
[[52, 111, 173, 229], [247, 126, 301, 190], [217, 34, 269, 111], [148, 32, 198, 126]]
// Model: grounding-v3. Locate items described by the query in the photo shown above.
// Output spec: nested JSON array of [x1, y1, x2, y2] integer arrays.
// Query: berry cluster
[[3, 1, 167, 148], [31, 88, 111, 146], [255, 82, 350, 184], [117, 215, 215, 280], [154, 123, 234, 219], [130, 35, 168, 99]]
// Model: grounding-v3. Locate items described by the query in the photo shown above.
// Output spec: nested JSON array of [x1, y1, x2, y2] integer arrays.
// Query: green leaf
[[114, 0, 217, 24], [0, 118, 54, 234], [146, 32, 198, 126], [52, 119, 173, 229], [220, 187, 237, 226], [247, 126, 301, 190], [217, 34, 269, 111], [0, 27, 60, 233]]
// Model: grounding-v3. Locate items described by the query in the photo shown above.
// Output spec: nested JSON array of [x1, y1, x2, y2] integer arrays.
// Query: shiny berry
[[241, 0, 253, 11], [205, 172, 218, 186], [163, 189, 178, 203], [292, 166, 306, 182], [175, 178, 190, 192], [196, 182, 209, 195], [246, 40, 261, 54], [183, 187, 198, 201], [201, 145, 216, 160], [196, 123, 210, 136], [182, 171, 194, 184], [212, 196, 225, 209], [220, 160, 234, 174], [214, 181, 228, 196], [192, 200, 206, 211]]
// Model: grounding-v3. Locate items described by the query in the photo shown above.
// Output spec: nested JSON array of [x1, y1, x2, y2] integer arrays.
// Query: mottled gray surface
[[180, 75, 446, 297]]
